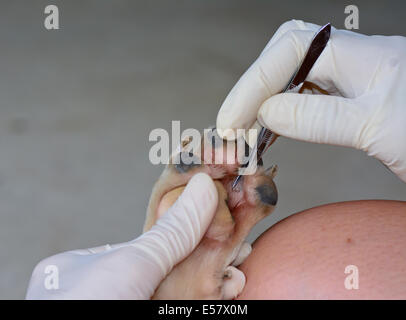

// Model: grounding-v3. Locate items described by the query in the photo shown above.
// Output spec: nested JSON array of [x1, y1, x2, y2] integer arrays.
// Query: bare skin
[[238, 200, 406, 299]]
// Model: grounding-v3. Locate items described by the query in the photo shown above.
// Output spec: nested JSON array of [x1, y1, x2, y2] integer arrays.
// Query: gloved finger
[[258, 92, 371, 149], [126, 172, 218, 279], [69, 244, 114, 255], [143, 172, 218, 256], [241, 82, 316, 148], [260, 20, 322, 54], [216, 28, 318, 141]]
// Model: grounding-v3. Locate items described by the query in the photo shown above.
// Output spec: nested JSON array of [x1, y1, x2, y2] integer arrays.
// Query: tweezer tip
[[231, 176, 241, 190]]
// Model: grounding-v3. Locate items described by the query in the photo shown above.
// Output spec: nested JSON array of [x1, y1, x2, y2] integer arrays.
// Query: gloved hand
[[26, 173, 218, 299], [217, 20, 406, 182]]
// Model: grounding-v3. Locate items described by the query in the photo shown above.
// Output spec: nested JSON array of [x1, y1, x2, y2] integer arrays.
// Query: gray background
[[0, 0, 405, 299]]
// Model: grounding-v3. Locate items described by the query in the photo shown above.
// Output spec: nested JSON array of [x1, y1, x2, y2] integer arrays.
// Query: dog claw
[[232, 242, 252, 267], [265, 164, 278, 178], [223, 266, 246, 299]]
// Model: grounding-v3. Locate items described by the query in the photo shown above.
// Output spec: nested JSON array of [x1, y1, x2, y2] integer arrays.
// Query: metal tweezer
[[232, 22, 331, 189]]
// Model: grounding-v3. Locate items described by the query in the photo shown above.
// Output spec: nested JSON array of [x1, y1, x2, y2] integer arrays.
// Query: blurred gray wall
[[0, 0, 405, 298]]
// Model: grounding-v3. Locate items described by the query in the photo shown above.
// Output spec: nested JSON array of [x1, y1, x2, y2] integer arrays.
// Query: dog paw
[[144, 128, 277, 299]]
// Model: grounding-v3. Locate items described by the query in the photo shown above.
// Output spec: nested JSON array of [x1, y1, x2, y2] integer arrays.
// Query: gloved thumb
[[141, 172, 218, 268], [126, 172, 218, 298], [258, 92, 371, 149]]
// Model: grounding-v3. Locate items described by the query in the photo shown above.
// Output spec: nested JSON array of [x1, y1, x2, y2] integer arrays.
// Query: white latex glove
[[26, 173, 218, 299], [217, 20, 406, 182]]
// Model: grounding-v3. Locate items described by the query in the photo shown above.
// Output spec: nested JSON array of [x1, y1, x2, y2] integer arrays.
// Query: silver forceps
[[232, 23, 331, 189]]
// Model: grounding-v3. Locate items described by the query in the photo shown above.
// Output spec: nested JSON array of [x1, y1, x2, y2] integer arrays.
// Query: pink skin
[[238, 200, 406, 299]]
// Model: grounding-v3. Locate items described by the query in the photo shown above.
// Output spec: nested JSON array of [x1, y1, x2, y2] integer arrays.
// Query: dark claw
[[207, 127, 223, 149], [174, 152, 201, 173], [255, 184, 278, 206]]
